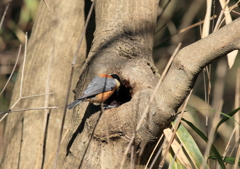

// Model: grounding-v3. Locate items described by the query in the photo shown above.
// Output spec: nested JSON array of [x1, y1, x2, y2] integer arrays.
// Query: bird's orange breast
[[88, 89, 116, 103]]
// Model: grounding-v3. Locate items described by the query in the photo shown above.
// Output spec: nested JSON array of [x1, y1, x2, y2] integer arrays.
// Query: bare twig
[[144, 134, 164, 169], [0, 107, 58, 115], [53, 2, 95, 168], [0, 33, 28, 122], [154, 16, 217, 48], [53, 67, 74, 169], [233, 144, 240, 169], [20, 33, 28, 97], [235, 68, 240, 146], [179, 15, 217, 34], [44, 128, 70, 169], [0, 114, 8, 123], [228, 137, 240, 157], [21, 93, 54, 99], [217, 126, 237, 169], [203, 106, 221, 167], [43, 0, 51, 10], [215, 0, 240, 31], [120, 43, 181, 168], [120, 133, 135, 169], [231, 10, 240, 16], [136, 43, 181, 131], [0, 45, 22, 95], [159, 89, 193, 168], [168, 141, 184, 169], [72, 1, 94, 65], [8, 93, 54, 110], [149, 138, 166, 169], [214, 0, 230, 31], [0, 3, 9, 30], [40, 45, 54, 169]]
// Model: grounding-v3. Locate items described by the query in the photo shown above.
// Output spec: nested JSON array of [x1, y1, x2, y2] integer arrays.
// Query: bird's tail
[[67, 99, 83, 109]]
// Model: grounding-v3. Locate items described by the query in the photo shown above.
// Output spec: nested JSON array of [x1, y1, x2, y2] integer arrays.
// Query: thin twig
[[168, 142, 184, 169], [53, 66, 74, 169], [73, 1, 94, 65], [231, 10, 240, 15], [21, 93, 54, 99], [0, 107, 58, 115], [40, 45, 54, 169], [154, 16, 217, 48], [53, 2, 95, 168], [233, 144, 240, 169], [43, 0, 51, 10], [179, 15, 217, 34], [7, 93, 54, 111], [130, 141, 135, 169], [214, 0, 230, 32], [0, 45, 22, 95], [136, 43, 181, 132], [43, 128, 70, 169], [149, 137, 166, 169], [0, 114, 8, 123], [228, 137, 240, 157], [159, 89, 193, 168], [216, 0, 240, 31], [0, 3, 9, 30], [203, 66, 211, 137], [0, 33, 28, 122], [120, 134, 135, 169], [217, 126, 237, 169], [144, 134, 164, 169], [20, 32, 28, 97], [121, 43, 181, 168], [235, 68, 240, 147], [145, 134, 164, 169], [203, 107, 221, 168]]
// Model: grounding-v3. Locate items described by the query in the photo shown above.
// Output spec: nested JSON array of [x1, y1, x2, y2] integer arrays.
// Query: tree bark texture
[[64, 0, 160, 168], [1, 0, 86, 168], [1, 0, 240, 168], [63, 1, 240, 168]]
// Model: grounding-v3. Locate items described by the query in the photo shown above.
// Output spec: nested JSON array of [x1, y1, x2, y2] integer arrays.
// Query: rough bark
[[63, 1, 240, 168], [1, 0, 86, 168], [2, 0, 240, 168], [63, 0, 160, 168]]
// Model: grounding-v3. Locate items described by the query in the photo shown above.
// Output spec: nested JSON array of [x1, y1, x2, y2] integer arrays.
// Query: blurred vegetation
[[0, 0, 240, 168], [0, 0, 39, 160], [0, 0, 39, 111]]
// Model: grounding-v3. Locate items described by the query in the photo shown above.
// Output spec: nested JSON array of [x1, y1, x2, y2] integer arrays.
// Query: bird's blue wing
[[78, 76, 116, 99]]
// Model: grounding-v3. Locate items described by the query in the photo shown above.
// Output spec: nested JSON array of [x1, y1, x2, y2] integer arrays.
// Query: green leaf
[[182, 118, 226, 169], [209, 156, 240, 166], [174, 122, 210, 169], [215, 107, 240, 133]]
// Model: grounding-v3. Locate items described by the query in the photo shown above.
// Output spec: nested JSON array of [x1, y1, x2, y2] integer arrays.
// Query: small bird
[[67, 74, 121, 109]]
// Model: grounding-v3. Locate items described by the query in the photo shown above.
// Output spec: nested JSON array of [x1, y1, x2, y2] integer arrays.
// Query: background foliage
[[0, 0, 239, 168]]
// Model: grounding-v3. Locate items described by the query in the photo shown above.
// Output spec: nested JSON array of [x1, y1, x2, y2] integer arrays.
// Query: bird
[[67, 74, 121, 109]]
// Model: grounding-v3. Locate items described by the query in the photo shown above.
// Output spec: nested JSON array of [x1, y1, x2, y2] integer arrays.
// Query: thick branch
[[153, 17, 240, 131]]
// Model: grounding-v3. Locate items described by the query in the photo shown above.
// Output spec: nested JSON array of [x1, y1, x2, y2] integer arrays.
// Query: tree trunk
[[2, 0, 240, 169], [1, 0, 86, 168], [63, 0, 160, 168]]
